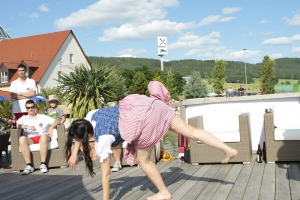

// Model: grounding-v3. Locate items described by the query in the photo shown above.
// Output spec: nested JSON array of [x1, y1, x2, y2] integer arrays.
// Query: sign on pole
[[157, 37, 168, 56], [158, 47, 168, 55]]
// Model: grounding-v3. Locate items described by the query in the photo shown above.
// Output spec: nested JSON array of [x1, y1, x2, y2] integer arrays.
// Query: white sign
[[157, 37, 167, 47], [158, 47, 168, 56]]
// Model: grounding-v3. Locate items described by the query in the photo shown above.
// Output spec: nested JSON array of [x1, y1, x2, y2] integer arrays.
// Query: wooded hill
[[88, 56, 300, 83]]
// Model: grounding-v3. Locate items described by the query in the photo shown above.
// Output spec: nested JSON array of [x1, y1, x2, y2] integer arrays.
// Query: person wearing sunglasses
[[10, 64, 36, 120], [17, 100, 60, 175]]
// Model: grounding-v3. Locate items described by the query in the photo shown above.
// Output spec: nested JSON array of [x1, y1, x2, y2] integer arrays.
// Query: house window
[[58, 71, 62, 81], [1, 72, 8, 83], [70, 54, 74, 64]]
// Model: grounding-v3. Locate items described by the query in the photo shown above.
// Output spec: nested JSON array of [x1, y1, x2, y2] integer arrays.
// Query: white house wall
[[39, 34, 90, 89], [182, 93, 300, 151]]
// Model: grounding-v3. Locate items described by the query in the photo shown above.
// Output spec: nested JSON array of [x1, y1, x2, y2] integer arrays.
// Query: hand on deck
[[68, 154, 79, 171]]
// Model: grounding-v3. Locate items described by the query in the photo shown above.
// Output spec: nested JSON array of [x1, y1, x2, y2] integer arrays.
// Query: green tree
[[152, 71, 165, 83], [128, 71, 149, 95], [135, 65, 154, 81], [165, 70, 179, 100], [172, 72, 185, 96], [55, 64, 126, 118], [183, 71, 207, 99], [206, 59, 227, 95], [260, 56, 277, 94], [285, 80, 291, 85], [121, 68, 135, 89]]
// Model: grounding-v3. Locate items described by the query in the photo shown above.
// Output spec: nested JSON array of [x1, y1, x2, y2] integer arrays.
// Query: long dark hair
[[65, 119, 95, 177]]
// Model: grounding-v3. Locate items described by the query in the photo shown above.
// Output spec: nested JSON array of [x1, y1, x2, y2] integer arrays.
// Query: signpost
[[157, 37, 168, 71]]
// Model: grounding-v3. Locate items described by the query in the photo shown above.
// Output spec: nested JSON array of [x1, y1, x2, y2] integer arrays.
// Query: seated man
[[17, 100, 60, 175], [226, 86, 234, 97], [237, 85, 245, 96]]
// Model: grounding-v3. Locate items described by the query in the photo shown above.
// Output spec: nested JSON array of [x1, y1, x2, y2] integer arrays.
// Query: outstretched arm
[[68, 140, 80, 171]]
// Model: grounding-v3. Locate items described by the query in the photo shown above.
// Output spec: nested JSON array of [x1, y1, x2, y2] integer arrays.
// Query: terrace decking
[[1, 155, 300, 200]]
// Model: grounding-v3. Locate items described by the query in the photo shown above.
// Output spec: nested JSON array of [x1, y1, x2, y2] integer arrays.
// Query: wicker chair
[[10, 125, 67, 171], [264, 112, 300, 163], [188, 113, 252, 165]]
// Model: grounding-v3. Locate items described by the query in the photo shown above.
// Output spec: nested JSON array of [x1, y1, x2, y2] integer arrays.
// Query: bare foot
[[146, 193, 172, 200], [221, 148, 238, 164]]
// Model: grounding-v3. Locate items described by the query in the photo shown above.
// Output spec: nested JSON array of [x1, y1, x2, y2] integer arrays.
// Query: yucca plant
[[40, 86, 68, 105], [55, 63, 127, 118]]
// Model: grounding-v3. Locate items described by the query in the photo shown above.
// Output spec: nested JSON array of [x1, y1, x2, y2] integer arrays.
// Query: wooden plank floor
[[1, 155, 300, 200]]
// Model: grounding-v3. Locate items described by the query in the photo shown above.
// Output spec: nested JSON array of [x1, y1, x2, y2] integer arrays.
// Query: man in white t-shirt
[[17, 100, 60, 175], [10, 64, 36, 120]]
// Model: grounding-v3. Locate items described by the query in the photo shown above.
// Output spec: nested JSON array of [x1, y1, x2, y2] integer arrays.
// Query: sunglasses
[[26, 106, 35, 109]]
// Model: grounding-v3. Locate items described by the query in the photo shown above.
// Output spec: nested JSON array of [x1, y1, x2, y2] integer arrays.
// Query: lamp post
[[237, 80, 239, 86], [243, 49, 247, 96]]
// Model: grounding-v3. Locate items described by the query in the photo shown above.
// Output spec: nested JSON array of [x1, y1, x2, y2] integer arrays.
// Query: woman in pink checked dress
[[66, 81, 238, 200]]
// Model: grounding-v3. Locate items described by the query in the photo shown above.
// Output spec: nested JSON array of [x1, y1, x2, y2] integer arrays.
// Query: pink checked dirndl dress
[[118, 81, 176, 165]]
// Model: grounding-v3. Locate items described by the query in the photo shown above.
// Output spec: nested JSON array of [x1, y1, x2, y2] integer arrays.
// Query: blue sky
[[1, 0, 300, 64]]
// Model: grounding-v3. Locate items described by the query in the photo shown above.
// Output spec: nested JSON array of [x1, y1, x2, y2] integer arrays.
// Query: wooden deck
[[1, 155, 300, 200]]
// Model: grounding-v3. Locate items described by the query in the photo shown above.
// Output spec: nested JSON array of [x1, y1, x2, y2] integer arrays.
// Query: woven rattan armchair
[[264, 112, 300, 163], [188, 113, 252, 165], [11, 125, 67, 171]]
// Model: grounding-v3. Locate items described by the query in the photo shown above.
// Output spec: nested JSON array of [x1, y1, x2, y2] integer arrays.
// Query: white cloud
[[222, 7, 242, 14], [285, 13, 300, 27], [245, 31, 273, 36], [99, 20, 195, 41], [199, 15, 236, 26], [213, 49, 260, 60], [118, 54, 137, 58], [270, 53, 283, 59], [39, 4, 49, 12], [118, 48, 147, 55], [260, 20, 268, 24], [185, 47, 260, 62], [262, 34, 300, 45], [54, 0, 179, 29], [185, 49, 200, 56], [292, 46, 300, 53], [169, 32, 221, 49], [30, 13, 39, 18]]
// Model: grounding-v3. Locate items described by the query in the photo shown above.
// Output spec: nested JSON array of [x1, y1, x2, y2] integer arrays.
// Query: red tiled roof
[[1, 61, 19, 69], [0, 30, 88, 84]]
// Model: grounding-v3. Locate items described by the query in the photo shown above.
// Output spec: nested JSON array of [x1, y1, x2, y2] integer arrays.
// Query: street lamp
[[237, 80, 239, 86], [243, 49, 247, 96]]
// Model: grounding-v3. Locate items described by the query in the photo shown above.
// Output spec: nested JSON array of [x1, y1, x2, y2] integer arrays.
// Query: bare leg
[[39, 135, 50, 162], [169, 115, 238, 163], [19, 136, 33, 163], [135, 147, 171, 200], [112, 149, 121, 161], [111, 142, 122, 162], [101, 156, 111, 200]]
